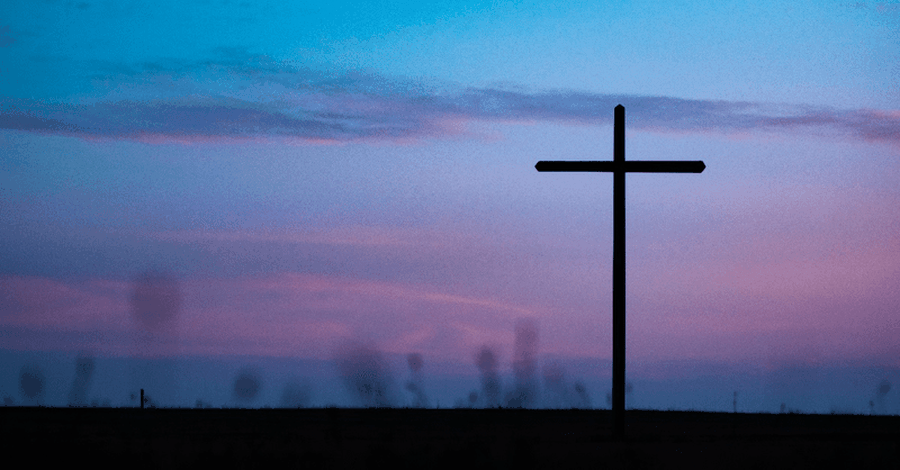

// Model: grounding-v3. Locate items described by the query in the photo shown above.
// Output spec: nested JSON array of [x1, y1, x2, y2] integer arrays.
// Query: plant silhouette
[[505, 318, 539, 409], [19, 364, 45, 405], [475, 346, 501, 408], [404, 352, 429, 408], [68, 352, 95, 407], [233, 367, 262, 405], [334, 340, 396, 407]]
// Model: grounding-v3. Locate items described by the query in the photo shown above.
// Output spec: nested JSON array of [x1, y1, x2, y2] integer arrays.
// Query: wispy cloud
[[0, 272, 532, 360], [1, 50, 896, 145]]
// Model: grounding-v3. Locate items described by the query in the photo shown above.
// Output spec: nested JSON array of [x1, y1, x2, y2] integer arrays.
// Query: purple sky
[[1, 1, 898, 410]]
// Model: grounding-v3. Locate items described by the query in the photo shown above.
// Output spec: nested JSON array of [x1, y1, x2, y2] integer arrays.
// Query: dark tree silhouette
[[68, 352, 95, 407], [573, 381, 591, 409], [233, 367, 262, 405], [505, 319, 539, 409], [874, 379, 892, 414], [475, 346, 501, 408], [334, 340, 396, 407], [404, 353, 429, 408], [19, 365, 45, 405], [407, 353, 423, 374]]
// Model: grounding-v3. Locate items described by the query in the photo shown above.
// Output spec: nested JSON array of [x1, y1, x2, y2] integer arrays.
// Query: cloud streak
[[1, 51, 896, 145]]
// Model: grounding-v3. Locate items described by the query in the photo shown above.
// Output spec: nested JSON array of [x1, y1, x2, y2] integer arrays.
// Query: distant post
[[535, 105, 705, 439]]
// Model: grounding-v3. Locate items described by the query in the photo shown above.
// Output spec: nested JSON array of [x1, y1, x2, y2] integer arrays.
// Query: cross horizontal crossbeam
[[535, 160, 706, 173]]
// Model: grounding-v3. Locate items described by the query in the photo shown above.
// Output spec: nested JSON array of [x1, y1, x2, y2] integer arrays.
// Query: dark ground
[[2, 407, 898, 469]]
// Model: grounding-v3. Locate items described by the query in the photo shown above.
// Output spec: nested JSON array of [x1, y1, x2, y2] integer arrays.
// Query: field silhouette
[[2, 407, 898, 468]]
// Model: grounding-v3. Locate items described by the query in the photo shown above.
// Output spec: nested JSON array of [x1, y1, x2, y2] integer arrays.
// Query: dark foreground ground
[[2, 407, 898, 469]]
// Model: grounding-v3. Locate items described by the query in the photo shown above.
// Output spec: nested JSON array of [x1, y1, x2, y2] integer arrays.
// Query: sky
[[1, 0, 898, 412]]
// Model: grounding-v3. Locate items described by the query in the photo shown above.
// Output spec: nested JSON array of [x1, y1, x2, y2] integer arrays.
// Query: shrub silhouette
[[68, 352, 95, 407], [334, 340, 396, 407], [19, 365, 45, 405], [404, 353, 429, 408], [233, 367, 262, 404], [475, 346, 501, 408], [505, 319, 539, 409]]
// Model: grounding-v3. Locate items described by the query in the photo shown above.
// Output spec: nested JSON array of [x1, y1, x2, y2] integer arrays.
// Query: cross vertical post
[[612, 104, 626, 438], [534, 105, 705, 440]]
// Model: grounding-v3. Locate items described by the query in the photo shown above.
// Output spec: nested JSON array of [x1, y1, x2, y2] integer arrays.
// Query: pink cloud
[[0, 272, 536, 363], [151, 226, 449, 248], [624, 233, 900, 366], [2, 176, 897, 368], [0, 275, 129, 331]]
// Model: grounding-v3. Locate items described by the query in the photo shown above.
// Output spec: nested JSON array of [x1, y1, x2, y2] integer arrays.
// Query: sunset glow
[[1, 0, 898, 412]]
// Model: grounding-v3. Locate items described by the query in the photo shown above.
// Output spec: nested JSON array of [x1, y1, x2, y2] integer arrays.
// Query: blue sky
[[1, 0, 898, 411], [2, 0, 896, 108]]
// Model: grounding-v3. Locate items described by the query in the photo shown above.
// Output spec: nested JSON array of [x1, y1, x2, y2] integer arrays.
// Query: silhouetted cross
[[535, 105, 705, 439]]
